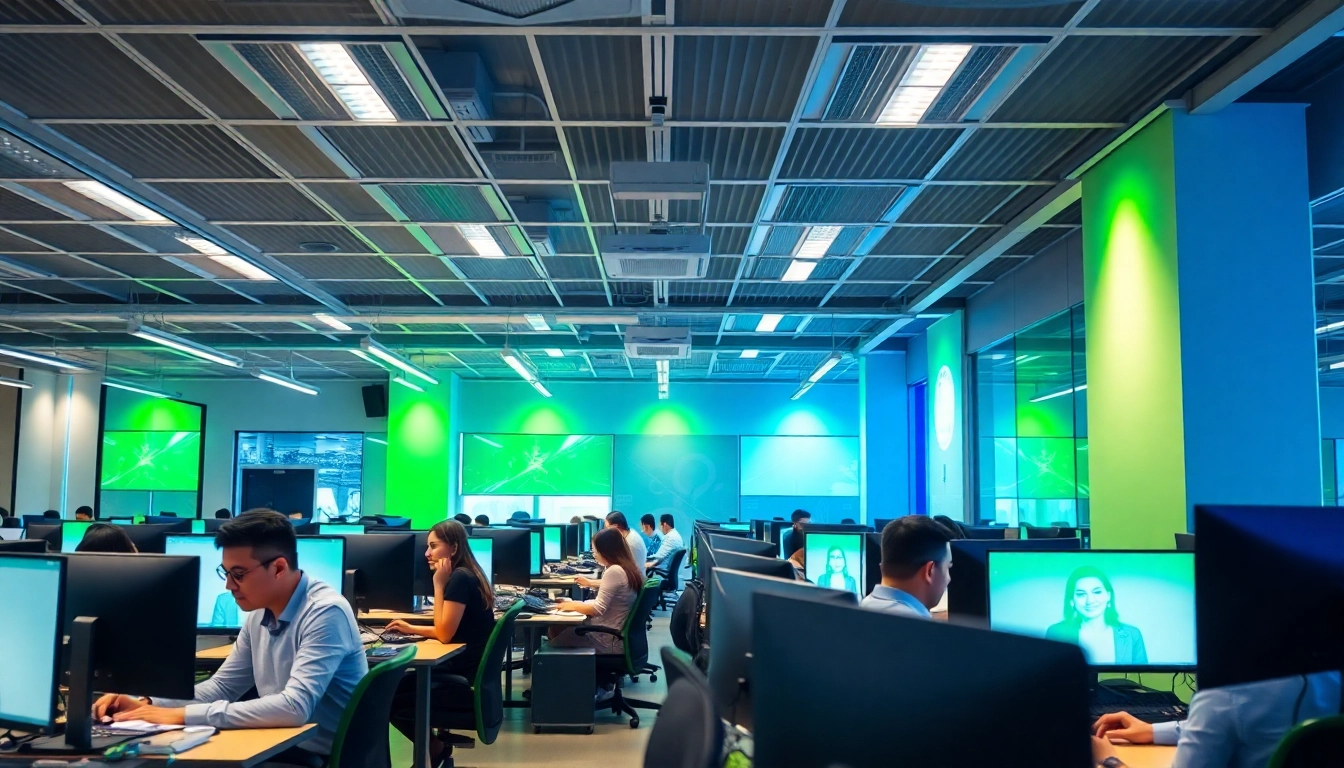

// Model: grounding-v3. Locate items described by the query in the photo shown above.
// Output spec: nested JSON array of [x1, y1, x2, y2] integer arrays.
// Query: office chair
[[643, 647, 723, 768], [653, 549, 687, 612], [658, 646, 697, 689], [326, 646, 416, 768], [668, 580, 705, 662], [431, 599, 526, 766], [575, 576, 663, 728], [1268, 714, 1344, 768], [376, 516, 411, 529]]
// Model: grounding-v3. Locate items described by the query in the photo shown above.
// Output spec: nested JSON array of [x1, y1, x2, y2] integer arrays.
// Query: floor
[[388, 616, 673, 768]]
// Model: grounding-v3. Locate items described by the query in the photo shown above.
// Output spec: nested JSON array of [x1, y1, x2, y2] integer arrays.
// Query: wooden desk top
[[1115, 744, 1175, 768], [360, 609, 430, 623], [530, 576, 581, 586], [514, 611, 586, 625], [148, 725, 315, 767], [196, 641, 464, 666]]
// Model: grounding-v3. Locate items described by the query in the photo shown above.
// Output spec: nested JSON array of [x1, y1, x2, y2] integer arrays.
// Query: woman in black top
[[388, 520, 496, 763]]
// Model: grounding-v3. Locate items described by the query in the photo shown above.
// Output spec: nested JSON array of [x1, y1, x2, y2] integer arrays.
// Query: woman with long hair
[[817, 545, 858, 593], [388, 520, 497, 764], [75, 523, 138, 553], [548, 526, 644, 653], [1045, 566, 1147, 665]]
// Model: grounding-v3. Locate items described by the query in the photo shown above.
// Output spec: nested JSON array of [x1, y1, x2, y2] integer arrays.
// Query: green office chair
[[575, 576, 663, 728], [1268, 714, 1344, 768], [327, 646, 416, 768], [430, 599, 527, 764]]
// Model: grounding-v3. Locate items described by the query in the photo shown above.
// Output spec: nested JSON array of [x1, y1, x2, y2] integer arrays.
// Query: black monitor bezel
[[0, 552, 66, 732]]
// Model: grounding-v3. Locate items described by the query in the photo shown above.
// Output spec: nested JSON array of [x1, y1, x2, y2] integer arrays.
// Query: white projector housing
[[624, 327, 692, 360], [600, 233, 711, 279]]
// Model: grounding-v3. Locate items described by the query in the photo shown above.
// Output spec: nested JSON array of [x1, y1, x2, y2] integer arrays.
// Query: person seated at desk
[[859, 516, 953, 619], [604, 510, 646, 567], [473, 514, 490, 527], [548, 527, 642, 658], [93, 509, 367, 765], [384, 520, 496, 765], [781, 509, 811, 558], [646, 514, 684, 571], [75, 523, 137, 553], [74, 505, 94, 522], [639, 513, 662, 555], [215, 508, 232, 519], [453, 513, 472, 526], [1092, 671, 1342, 768]]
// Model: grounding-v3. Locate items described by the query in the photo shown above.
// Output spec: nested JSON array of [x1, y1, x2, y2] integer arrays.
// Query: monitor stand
[[24, 617, 134, 754]]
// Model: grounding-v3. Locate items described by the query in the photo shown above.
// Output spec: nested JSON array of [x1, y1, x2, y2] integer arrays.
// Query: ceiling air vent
[[389, 0, 641, 24], [624, 327, 691, 360], [600, 233, 710, 280]]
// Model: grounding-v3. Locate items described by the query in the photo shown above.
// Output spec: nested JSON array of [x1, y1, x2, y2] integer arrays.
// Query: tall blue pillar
[[860, 352, 909, 523]]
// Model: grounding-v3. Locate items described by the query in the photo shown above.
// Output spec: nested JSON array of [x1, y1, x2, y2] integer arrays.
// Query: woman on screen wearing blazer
[[817, 545, 859, 594], [1046, 566, 1148, 665]]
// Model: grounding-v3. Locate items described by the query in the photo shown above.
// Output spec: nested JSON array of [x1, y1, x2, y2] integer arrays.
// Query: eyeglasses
[[216, 557, 279, 583]]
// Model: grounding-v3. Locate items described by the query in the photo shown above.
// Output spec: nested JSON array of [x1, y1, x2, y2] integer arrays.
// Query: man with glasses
[[92, 509, 366, 765]]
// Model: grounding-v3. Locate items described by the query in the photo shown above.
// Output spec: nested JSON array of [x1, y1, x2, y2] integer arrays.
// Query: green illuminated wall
[[1080, 112, 1187, 549], [386, 377, 452, 529], [926, 311, 965, 518]]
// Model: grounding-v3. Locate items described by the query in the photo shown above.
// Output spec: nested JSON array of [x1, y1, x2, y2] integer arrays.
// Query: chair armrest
[[573, 626, 623, 639]]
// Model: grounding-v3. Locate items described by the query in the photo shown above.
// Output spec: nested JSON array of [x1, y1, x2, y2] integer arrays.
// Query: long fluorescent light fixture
[[297, 43, 395, 122], [103, 378, 176, 399], [255, 370, 320, 396], [313, 313, 353, 332], [756, 314, 784, 333], [459, 224, 506, 258], [366, 436, 388, 446], [531, 380, 553, 398], [0, 346, 88, 371], [359, 337, 437, 385], [1317, 320, 1344, 334], [0, 376, 31, 390], [807, 352, 844, 383], [501, 349, 538, 383], [391, 375, 424, 392], [878, 44, 972, 125], [208, 254, 276, 282], [64, 180, 169, 222], [129, 322, 243, 368], [1029, 383, 1087, 403], [524, 314, 550, 331], [790, 381, 815, 401], [176, 234, 228, 256]]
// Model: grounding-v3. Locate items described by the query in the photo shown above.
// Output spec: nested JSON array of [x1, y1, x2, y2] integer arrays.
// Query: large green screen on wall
[[100, 431, 201, 492], [460, 434, 613, 495]]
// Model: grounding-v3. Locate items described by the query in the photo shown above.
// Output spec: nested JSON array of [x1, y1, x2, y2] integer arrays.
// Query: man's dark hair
[[214, 508, 232, 519], [932, 515, 966, 539], [790, 509, 811, 524], [43, 510, 60, 519], [75, 505, 94, 519], [659, 513, 675, 528], [605, 510, 629, 531], [215, 509, 299, 570], [880, 516, 954, 580], [474, 514, 490, 526], [640, 513, 655, 528], [453, 513, 472, 526]]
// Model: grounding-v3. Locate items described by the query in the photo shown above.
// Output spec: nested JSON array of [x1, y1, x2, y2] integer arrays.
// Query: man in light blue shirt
[[639, 514, 662, 556], [646, 513, 685, 571], [859, 516, 953, 620], [95, 510, 367, 760], [1093, 671, 1342, 768]]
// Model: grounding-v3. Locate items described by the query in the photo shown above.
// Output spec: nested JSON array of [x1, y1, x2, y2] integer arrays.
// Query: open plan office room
[[2, 2, 1344, 767]]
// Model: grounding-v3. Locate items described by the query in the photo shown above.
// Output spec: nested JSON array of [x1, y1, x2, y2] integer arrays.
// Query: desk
[[1115, 744, 1175, 768], [192, 641, 463, 768], [360, 609, 432, 624], [147, 724, 315, 767]]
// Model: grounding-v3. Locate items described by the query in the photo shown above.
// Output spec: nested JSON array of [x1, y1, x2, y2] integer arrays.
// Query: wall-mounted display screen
[[460, 434, 613, 496], [739, 436, 859, 497], [100, 431, 201, 492]]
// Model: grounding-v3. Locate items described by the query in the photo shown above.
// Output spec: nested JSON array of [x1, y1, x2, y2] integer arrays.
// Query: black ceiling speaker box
[[362, 384, 389, 418]]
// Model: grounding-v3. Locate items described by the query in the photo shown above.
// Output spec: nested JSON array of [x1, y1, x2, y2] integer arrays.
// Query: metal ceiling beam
[[0, 24, 1271, 37], [29, 117, 1127, 130], [1187, 0, 1344, 114], [857, 317, 916, 355], [0, 334, 870, 352], [6, 177, 1058, 186]]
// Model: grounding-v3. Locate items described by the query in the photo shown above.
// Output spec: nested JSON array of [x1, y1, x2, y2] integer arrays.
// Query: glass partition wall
[[973, 306, 1088, 527]]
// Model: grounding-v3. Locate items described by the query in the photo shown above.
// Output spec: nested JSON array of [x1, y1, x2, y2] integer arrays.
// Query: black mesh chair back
[[643, 646, 722, 768]]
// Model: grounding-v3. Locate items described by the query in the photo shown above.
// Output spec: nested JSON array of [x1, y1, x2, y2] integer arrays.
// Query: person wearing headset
[[1091, 671, 1341, 768]]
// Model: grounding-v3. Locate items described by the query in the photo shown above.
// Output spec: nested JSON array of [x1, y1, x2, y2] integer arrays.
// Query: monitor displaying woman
[[804, 533, 864, 598]]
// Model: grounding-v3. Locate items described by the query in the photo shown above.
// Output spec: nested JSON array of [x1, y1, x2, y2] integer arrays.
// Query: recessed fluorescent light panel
[[878, 44, 972, 125], [175, 234, 228, 256], [297, 43, 395, 122], [756, 314, 784, 333], [741, 349, 759, 359], [781, 260, 817, 282], [359, 337, 437, 385], [255, 371, 320, 396], [544, 348, 564, 358], [313, 313, 353, 332], [459, 224, 506, 258], [795, 226, 842, 259], [524, 314, 550, 331], [63, 180, 169, 222], [129, 322, 243, 368], [208, 254, 276, 282], [0, 346, 88, 371]]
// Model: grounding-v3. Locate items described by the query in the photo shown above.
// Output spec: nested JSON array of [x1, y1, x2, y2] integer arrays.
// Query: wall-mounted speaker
[[362, 384, 388, 418]]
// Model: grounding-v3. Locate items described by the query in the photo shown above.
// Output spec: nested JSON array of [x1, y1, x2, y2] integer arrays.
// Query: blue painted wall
[[861, 352, 910, 522]]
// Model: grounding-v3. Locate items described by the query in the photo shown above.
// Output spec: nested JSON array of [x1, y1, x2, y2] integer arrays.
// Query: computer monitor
[[191, 519, 206, 534], [965, 526, 1008, 540], [1174, 532, 1195, 551], [0, 539, 48, 553], [766, 520, 791, 545], [872, 518, 895, 532], [560, 523, 580, 558], [699, 524, 751, 539], [469, 527, 530, 587], [800, 523, 872, 534], [204, 518, 227, 533], [111, 523, 179, 554], [707, 569, 856, 729], [947, 538, 1082, 620], [321, 524, 364, 535], [986, 550, 1196, 671], [24, 523, 62, 551], [165, 534, 347, 632], [0, 553, 65, 733], [578, 520, 597, 551], [22, 514, 53, 528], [1194, 504, 1344, 689], [542, 525, 563, 561], [706, 534, 775, 558], [467, 536, 493, 590], [751, 592, 1091, 767], [145, 516, 191, 530], [59, 521, 94, 553], [751, 519, 768, 541], [343, 532, 414, 612], [31, 553, 198, 752], [529, 530, 543, 575], [719, 523, 752, 532], [803, 531, 866, 599], [709, 550, 795, 582]]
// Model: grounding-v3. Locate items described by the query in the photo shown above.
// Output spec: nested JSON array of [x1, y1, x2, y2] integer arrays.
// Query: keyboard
[[1090, 687, 1188, 724], [495, 593, 553, 613], [378, 631, 425, 644]]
